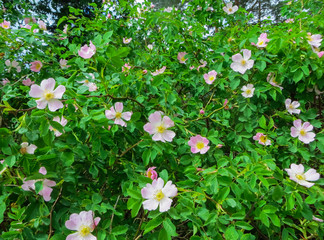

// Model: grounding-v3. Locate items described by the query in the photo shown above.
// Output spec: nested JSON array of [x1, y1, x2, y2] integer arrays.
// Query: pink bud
[[146, 167, 158, 180], [199, 109, 205, 114], [216, 144, 223, 148], [196, 168, 204, 171], [143, 70, 148, 74]]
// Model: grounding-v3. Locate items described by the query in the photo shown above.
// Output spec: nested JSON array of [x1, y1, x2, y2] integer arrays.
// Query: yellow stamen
[[245, 89, 251, 95], [241, 60, 246, 65], [79, 225, 91, 237], [44, 92, 54, 101], [300, 129, 306, 136], [147, 171, 152, 178], [296, 174, 305, 180], [115, 112, 122, 119], [258, 41, 264, 45], [36, 63, 41, 70], [196, 142, 204, 150], [155, 190, 164, 201], [157, 125, 165, 133], [289, 104, 294, 109], [260, 135, 267, 143], [229, 8, 232, 12], [84, 80, 89, 84], [181, 57, 186, 61], [209, 76, 215, 81], [20, 147, 27, 154]]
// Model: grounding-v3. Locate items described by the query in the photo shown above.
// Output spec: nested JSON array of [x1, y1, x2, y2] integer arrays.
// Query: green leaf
[[112, 225, 128, 235], [259, 115, 267, 129], [163, 218, 177, 237], [259, 211, 270, 227], [225, 226, 239, 240], [5, 155, 16, 167], [143, 216, 164, 235], [293, 69, 303, 83], [61, 152, 74, 166], [92, 193, 102, 205], [142, 149, 151, 166], [236, 221, 253, 230]]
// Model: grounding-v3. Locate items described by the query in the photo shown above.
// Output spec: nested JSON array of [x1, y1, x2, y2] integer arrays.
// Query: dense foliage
[[0, 0, 323, 239]]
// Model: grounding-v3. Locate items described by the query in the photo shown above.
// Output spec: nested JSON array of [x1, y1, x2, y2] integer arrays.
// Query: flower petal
[[47, 99, 63, 112], [159, 197, 172, 212], [29, 85, 43, 98]]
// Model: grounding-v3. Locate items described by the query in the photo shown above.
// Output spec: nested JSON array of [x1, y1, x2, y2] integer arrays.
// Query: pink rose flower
[[307, 33, 322, 48], [1, 78, 10, 86], [24, 17, 36, 24], [30, 61, 43, 72], [311, 46, 324, 58], [231, 49, 254, 74], [241, 84, 255, 98], [59, 59, 71, 69], [49, 116, 68, 137], [151, 66, 166, 76], [285, 99, 301, 114], [223, 3, 238, 14], [146, 167, 158, 180], [253, 133, 271, 145], [199, 109, 205, 114], [38, 20, 46, 30], [177, 52, 188, 64], [251, 33, 270, 48], [123, 38, 132, 44], [267, 73, 283, 90], [203, 70, 217, 84], [105, 102, 132, 127], [188, 135, 210, 154], [290, 120, 316, 144], [29, 78, 66, 112], [78, 41, 96, 59], [65, 210, 100, 239], [122, 63, 131, 72], [285, 164, 320, 188], [143, 111, 175, 142], [141, 178, 177, 212], [143, 69, 148, 74], [0, 20, 10, 29], [285, 18, 294, 23], [22, 78, 35, 86], [20, 142, 37, 154]]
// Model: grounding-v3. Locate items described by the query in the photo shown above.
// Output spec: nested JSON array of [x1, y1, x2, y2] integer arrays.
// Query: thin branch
[[47, 186, 63, 240], [109, 195, 120, 234], [118, 139, 143, 157]]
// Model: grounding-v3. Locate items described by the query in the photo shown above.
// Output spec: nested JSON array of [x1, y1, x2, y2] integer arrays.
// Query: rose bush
[[0, 0, 323, 239]]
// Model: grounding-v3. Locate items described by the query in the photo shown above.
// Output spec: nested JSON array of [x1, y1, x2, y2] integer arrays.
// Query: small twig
[[109, 195, 120, 234], [47, 186, 63, 240], [119, 139, 143, 157]]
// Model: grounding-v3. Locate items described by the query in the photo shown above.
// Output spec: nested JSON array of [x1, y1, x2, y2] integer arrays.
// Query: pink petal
[[293, 119, 302, 128], [302, 122, 313, 132], [29, 85, 44, 98], [162, 181, 178, 197], [242, 49, 251, 59], [40, 78, 55, 91], [291, 164, 304, 174], [161, 130, 176, 142], [122, 112, 132, 121], [105, 109, 116, 119], [159, 197, 172, 212], [26, 144, 37, 154], [191, 146, 199, 153], [232, 53, 243, 62], [298, 180, 315, 188], [200, 146, 210, 154], [152, 132, 165, 142], [39, 167, 47, 175], [36, 99, 48, 109], [39, 185, 53, 201], [114, 102, 123, 112], [162, 116, 174, 128], [148, 111, 162, 123], [114, 118, 126, 127], [66, 233, 80, 240], [143, 199, 159, 211], [53, 85, 66, 99], [143, 123, 155, 134], [304, 169, 320, 181], [47, 99, 63, 112]]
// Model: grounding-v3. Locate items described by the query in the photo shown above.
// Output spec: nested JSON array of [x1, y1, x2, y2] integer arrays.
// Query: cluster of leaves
[[0, 0, 323, 239]]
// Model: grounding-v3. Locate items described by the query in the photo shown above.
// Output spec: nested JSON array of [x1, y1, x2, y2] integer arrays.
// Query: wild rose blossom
[[38, 20, 46, 30], [144, 111, 175, 142], [177, 52, 188, 64], [78, 41, 96, 59], [24, 17, 36, 24], [5, 60, 21, 72], [223, 2, 238, 14], [59, 59, 71, 69], [285, 99, 301, 114], [285, 164, 320, 188], [29, 78, 66, 112], [142, 70, 148, 74], [230, 49, 254, 74], [0, 20, 10, 29], [188, 135, 210, 154], [197, 59, 207, 71], [78, 80, 97, 92], [251, 33, 270, 48], [199, 109, 205, 114], [122, 63, 131, 72], [123, 38, 132, 44], [141, 177, 177, 212], [311, 46, 324, 58], [49, 116, 68, 137], [65, 210, 100, 240], [1, 78, 10, 86], [290, 119, 315, 144], [151, 66, 166, 76], [105, 102, 132, 127], [22, 78, 34, 86], [21, 167, 56, 202], [241, 84, 255, 98], [203, 70, 217, 84], [147, 44, 153, 50], [30, 61, 43, 72], [285, 18, 294, 23], [253, 133, 271, 146], [267, 73, 283, 90], [20, 142, 37, 154], [146, 167, 158, 180], [307, 33, 322, 48]]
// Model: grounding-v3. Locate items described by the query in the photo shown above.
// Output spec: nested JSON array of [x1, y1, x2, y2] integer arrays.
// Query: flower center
[[300, 129, 306, 136], [228, 8, 232, 12], [157, 125, 165, 133], [44, 91, 54, 101], [289, 104, 294, 109], [246, 89, 251, 95], [241, 60, 246, 65], [260, 135, 267, 143], [79, 225, 91, 237], [296, 174, 305, 180], [115, 112, 122, 119], [307, 36, 312, 41], [155, 190, 164, 201], [196, 142, 204, 150], [181, 57, 186, 61], [147, 171, 152, 178], [84, 80, 89, 84], [20, 147, 27, 154], [36, 63, 41, 70], [258, 41, 264, 45], [209, 76, 215, 81]]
